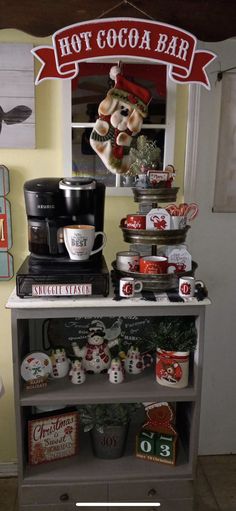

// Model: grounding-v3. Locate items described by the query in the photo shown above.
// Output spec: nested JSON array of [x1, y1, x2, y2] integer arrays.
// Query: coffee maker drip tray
[[16, 256, 109, 298], [28, 253, 103, 272]]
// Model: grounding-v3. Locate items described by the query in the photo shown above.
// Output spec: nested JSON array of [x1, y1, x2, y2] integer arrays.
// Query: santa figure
[[90, 65, 152, 174]]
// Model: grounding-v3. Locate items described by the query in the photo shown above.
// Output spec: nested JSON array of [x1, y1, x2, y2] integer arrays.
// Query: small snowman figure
[[124, 346, 143, 375], [69, 359, 86, 385], [51, 348, 70, 379], [73, 320, 113, 374], [108, 358, 124, 384]]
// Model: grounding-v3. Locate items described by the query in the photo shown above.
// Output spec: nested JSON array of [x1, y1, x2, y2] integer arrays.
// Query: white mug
[[179, 277, 195, 297], [170, 215, 187, 230], [179, 277, 205, 298], [119, 277, 143, 298], [63, 225, 106, 261], [116, 251, 140, 272]]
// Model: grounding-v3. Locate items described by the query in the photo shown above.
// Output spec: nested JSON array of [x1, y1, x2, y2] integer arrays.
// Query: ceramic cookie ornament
[[90, 65, 152, 174], [21, 352, 52, 382]]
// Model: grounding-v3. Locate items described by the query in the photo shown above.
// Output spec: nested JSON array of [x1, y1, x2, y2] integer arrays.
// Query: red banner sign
[[32, 18, 216, 89]]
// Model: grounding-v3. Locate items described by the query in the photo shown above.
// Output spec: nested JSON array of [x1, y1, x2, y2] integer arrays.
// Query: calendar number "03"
[[140, 435, 172, 459]]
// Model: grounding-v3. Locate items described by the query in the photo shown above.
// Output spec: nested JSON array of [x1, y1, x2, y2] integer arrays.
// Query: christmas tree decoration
[[90, 65, 152, 175], [128, 135, 162, 176]]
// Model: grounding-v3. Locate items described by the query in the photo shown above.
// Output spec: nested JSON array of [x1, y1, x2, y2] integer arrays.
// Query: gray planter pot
[[91, 424, 128, 459]]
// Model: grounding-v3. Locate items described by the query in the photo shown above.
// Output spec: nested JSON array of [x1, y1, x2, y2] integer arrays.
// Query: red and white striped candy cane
[[185, 203, 199, 221], [165, 204, 179, 216]]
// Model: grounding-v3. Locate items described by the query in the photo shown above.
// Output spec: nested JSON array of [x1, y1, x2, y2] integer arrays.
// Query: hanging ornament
[[90, 65, 152, 175]]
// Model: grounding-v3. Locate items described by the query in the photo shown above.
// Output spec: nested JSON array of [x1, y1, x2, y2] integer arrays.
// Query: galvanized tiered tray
[[120, 225, 190, 245], [112, 261, 198, 292], [132, 186, 179, 204]]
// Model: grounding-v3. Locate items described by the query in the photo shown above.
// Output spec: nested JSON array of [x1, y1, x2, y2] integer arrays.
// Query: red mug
[[121, 214, 146, 230], [140, 256, 178, 274]]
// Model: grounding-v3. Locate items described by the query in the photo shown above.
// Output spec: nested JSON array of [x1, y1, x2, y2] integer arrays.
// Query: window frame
[[62, 66, 176, 196]]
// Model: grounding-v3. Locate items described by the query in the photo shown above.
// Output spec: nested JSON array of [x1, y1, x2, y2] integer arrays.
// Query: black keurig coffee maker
[[16, 177, 109, 297], [24, 177, 105, 260]]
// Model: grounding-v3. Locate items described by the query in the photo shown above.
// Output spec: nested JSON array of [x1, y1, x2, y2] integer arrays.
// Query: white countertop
[[6, 287, 211, 309]]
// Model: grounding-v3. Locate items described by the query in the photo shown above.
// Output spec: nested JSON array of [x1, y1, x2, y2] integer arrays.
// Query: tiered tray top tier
[[132, 186, 179, 204]]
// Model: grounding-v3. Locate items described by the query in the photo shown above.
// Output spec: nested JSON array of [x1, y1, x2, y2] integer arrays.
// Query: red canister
[[126, 214, 146, 230], [156, 349, 190, 388]]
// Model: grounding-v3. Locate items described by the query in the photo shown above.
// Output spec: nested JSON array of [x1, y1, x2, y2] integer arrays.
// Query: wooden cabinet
[[6, 290, 210, 511]]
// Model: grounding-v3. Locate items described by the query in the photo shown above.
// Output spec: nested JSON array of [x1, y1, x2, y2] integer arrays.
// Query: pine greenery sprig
[[154, 317, 197, 352], [128, 135, 161, 176], [78, 403, 142, 433]]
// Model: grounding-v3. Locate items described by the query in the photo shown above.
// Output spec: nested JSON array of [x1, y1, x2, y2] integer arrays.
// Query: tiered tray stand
[[117, 186, 196, 291]]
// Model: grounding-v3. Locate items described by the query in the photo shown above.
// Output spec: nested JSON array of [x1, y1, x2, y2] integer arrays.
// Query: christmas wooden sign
[[32, 18, 216, 89], [28, 410, 79, 465]]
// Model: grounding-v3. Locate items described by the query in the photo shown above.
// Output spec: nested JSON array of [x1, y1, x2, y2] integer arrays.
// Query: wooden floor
[[0, 455, 235, 510]]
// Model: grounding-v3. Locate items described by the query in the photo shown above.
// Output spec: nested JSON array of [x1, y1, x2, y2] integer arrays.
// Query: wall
[[186, 40, 236, 454], [0, 29, 187, 466]]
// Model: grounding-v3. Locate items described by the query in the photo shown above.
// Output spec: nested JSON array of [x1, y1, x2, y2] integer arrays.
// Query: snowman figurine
[[69, 359, 86, 385], [51, 348, 70, 379], [108, 358, 124, 384], [124, 346, 144, 375], [72, 320, 114, 374]]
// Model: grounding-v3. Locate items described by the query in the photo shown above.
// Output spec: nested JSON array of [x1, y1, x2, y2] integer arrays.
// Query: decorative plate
[[21, 352, 52, 381]]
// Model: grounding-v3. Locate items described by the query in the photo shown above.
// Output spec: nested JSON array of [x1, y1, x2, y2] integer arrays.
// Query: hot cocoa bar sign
[[32, 18, 216, 89]]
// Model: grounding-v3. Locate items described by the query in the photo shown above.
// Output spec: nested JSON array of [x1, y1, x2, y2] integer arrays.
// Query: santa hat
[[108, 65, 151, 118]]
